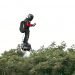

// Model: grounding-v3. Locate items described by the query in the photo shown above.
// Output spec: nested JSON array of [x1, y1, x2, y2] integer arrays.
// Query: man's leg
[[23, 30, 29, 45]]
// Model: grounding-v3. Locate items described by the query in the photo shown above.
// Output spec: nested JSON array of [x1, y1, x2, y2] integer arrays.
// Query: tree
[[0, 42, 75, 75]]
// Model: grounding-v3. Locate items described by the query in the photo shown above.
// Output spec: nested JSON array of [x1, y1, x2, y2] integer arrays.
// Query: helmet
[[27, 14, 34, 21]]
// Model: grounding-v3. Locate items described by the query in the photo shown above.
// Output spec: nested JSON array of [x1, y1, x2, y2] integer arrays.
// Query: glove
[[33, 23, 36, 26]]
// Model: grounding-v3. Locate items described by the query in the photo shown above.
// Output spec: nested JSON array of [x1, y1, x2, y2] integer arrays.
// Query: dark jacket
[[20, 19, 33, 33]]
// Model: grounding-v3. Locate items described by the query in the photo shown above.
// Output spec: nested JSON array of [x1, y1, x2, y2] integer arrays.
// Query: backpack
[[19, 21, 26, 33]]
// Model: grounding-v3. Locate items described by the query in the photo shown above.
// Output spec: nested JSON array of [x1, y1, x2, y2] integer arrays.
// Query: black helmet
[[27, 14, 34, 21]]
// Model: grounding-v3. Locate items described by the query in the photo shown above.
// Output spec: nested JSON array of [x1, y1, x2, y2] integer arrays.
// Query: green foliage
[[0, 42, 75, 75]]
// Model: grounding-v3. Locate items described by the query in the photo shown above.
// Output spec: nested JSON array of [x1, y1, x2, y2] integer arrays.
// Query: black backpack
[[19, 21, 26, 33]]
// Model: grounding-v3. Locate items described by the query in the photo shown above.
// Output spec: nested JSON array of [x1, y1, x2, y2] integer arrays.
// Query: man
[[20, 14, 36, 49]]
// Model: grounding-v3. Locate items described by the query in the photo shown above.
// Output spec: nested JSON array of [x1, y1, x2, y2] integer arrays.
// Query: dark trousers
[[23, 30, 30, 44]]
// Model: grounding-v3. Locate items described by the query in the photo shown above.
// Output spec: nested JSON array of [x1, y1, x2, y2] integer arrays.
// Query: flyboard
[[21, 43, 32, 51]]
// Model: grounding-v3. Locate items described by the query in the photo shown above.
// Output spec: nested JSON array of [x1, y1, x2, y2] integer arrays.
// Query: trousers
[[23, 29, 30, 44]]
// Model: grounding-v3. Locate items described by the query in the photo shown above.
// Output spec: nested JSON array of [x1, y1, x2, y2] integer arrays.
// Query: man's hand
[[33, 23, 36, 26]]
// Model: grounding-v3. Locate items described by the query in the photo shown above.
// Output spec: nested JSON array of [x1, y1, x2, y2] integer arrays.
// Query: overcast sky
[[0, 0, 75, 53]]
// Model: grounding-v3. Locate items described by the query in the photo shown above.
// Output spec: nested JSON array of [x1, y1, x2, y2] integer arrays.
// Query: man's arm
[[26, 22, 36, 27]]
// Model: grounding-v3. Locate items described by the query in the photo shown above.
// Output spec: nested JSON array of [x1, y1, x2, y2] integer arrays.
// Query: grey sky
[[0, 0, 75, 53]]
